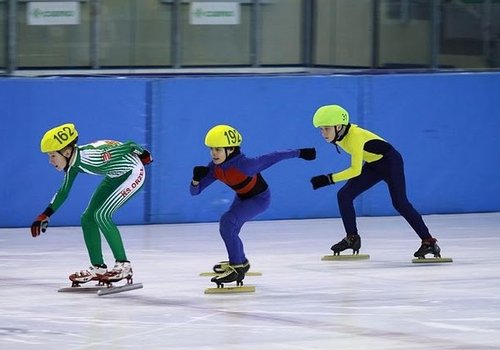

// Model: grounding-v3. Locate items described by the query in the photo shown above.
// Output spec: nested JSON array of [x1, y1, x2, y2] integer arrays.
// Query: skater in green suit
[[31, 123, 152, 285]]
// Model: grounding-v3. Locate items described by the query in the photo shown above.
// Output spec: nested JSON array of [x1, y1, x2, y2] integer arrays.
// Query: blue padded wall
[[363, 73, 500, 216], [1, 72, 499, 228], [150, 75, 359, 223], [0, 78, 150, 228]]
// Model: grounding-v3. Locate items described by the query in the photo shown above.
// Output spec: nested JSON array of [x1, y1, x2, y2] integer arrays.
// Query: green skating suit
[[47, 140, 146, 266]]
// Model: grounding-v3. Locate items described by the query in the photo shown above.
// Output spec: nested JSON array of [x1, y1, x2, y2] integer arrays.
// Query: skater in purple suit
[[190, 124, 316, 286]]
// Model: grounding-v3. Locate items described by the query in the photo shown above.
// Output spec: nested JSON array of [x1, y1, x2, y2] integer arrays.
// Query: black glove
[[31, 213, 50, 237], [310, 174, 334, 190], [299, 148, 316, 160], [139, 150, 153, 165], [193, 166, 209, 182]]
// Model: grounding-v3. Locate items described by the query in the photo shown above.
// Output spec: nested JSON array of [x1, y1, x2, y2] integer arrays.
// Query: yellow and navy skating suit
[[332, 124, 432, 240]]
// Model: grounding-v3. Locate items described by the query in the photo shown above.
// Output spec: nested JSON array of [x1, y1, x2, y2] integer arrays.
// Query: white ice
[[1, 212, 499, 350]]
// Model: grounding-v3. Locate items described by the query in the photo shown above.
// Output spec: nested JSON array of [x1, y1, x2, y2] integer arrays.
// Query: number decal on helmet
[[205, 125, 243, 148], [40, 123, 79, 153], [224, 129, 241, 145], [53, 126, 76, 145]]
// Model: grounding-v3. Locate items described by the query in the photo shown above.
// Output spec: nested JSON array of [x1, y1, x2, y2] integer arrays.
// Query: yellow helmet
[[40, 123, 78, 153], [205, 125, 242, 148], [313, 105, 349, 127]]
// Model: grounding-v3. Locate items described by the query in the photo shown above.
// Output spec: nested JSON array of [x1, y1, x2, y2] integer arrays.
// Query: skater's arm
[[190, 165, 216, 195], [31, 168, 78, 237], [331, 147, 364, 182], [238, 149, 301, 176], [332, 128, 388, 182], [311, 148, 362, 190], [48, 167, 79, 212], [108, 141, 152, 165], [332, 126, 387, 182], [108, 141, 145, 158]]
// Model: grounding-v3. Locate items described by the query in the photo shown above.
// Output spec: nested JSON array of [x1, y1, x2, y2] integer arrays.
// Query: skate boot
[[213, 260, 229, 273], [69, 265, 107, 287], [100, 261, 133, 284], [331, 234, 361, 255], [213, 259, 250, 274], [211, 260, 250, 287], [414, 238, 441, 259]]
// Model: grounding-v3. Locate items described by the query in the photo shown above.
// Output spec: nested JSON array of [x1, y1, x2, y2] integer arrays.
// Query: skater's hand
[[310, 174, 334, 190], [139, 150, 153, 165], [192, 166, 209, 182], [31, 214, 49, 237], [299, 148, 316, 161]]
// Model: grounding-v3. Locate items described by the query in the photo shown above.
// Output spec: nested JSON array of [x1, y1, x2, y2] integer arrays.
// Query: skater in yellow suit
[[310, 105, 445, 259]]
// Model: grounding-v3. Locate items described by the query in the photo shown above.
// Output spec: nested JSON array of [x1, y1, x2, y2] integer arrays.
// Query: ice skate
[[201, 259, 261, 277], [211, 260, 250, 285], [205, 261, 255, 294], [68, 265, 107, 287], [100, 261, 133, 284], [61, 262, 142, 295], [212, 259, 250, 274], [213, 260, 229, 273], [322, 234, 370, 261], [414, 238, 441, 258], [332, 234, 361, 254], [412, 238, 453, 263]]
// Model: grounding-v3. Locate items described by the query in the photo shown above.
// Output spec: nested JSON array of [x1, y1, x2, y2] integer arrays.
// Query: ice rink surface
[[1, 212, 499, 350]]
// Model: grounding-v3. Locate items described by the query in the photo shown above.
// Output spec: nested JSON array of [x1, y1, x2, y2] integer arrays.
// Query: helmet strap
[[334, 124, 350, 142], [224, 147, 240, 163], [58, 145, 76, 172], [330, 124, 350, 154]]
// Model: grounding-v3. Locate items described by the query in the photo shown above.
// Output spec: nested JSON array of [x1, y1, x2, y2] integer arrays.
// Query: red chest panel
[[214, 167, 256, 194]]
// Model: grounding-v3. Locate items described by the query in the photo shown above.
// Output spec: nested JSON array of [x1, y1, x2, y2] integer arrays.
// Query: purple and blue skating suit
[[190, 149, 300, 264]]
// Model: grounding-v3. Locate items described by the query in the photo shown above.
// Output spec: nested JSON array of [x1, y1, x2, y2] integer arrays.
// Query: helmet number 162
[[53, 127, 75, 145]]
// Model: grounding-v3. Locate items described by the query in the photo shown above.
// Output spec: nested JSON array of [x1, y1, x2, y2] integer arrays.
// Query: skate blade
[[97, 283, 143, 296], [321, 254, 370, 261], [199, 271, 262, 277], [58, 285, 106, 293], [412, 257, 453, 264], [204, 285, 255, 294]]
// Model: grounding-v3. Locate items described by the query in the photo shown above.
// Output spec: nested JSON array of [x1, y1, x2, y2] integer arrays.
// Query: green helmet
[[312, 105, 349, 127]]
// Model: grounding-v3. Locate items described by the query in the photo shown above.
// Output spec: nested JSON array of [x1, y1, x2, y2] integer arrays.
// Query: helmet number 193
[[53, 126, 75, 145]]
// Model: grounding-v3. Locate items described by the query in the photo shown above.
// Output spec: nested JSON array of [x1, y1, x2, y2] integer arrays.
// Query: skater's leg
[[81, 208, 105, 266], [212, 194, 267, 285], [96, 166, 145, 262], [337, 166, 381, 235], [382, 152, 432, 240], [82, 166, 145, 266], [94, 166, 145, 283], [219, 190, 270, 265], [82, 178, 128, 262]]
